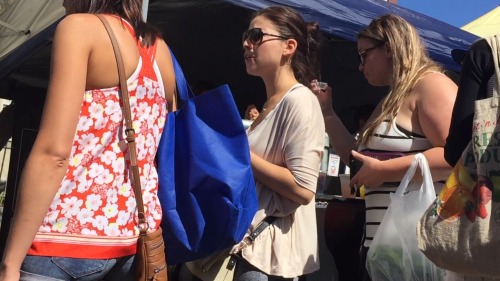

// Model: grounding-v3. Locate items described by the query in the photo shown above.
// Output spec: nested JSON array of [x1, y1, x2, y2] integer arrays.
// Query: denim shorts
[[20, 255, 135, 281], [233, 258, 294, 281]]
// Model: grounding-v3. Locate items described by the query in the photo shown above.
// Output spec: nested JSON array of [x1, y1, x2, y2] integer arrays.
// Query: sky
[[398, 0, 499, 28]]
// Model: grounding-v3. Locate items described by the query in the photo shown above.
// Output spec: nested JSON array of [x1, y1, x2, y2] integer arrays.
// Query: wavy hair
[[357, 14, 442, 146], [253, 6, 323, 86], [68, 0, 161, 46]]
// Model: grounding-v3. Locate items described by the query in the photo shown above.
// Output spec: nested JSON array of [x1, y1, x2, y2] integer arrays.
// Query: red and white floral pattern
[[44, 78, 165, 236]]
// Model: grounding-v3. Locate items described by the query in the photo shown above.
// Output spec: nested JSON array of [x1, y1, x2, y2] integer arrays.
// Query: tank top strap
[[138, 39, 158, 81], [108, 14, 136, 37], [107, 14, 158, 81]]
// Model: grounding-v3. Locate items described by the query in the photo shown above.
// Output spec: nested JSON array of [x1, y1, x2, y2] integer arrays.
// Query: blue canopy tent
[[147, 0, 477, 124], [226, 0, 477, 73], [0, 0, 478, 107]]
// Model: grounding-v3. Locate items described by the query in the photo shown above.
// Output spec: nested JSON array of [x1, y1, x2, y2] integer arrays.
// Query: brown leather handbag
[[96, 14, 168, 281], [135, 227, 167, 280]]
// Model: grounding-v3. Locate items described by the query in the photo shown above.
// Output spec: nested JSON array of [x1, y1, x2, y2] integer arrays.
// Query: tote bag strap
[[168, 49, 195, 104], [485, 35, 500, 98], [95, 14, 148, 230]]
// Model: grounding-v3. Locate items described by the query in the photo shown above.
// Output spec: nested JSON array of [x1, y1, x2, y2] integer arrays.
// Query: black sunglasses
[[242, 28, 289, 45], [358, 42, 385, 65]]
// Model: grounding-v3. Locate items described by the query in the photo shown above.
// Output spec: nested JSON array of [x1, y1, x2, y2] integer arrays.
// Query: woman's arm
[[349, 72, 457, 188], [417, 72, 458, 180], [251, 90, 324, 206], [155, 40, 177, 112], [250, 152, 314, 205], [445, 39, 493, 166], [349, 147, 447, 188], [0, 15, 91, 279], [310, 81, 358, 164]]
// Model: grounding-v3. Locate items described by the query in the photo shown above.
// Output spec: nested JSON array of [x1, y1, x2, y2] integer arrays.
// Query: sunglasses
[[358, 42, 385, 65], [242, 28, 289, 45]]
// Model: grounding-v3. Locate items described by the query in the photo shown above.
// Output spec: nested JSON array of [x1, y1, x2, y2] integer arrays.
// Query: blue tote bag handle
[[157, 49, 258, 264], [170, 51, 194, 103]]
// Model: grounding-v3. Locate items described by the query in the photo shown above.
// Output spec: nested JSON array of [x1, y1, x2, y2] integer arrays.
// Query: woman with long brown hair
[[0, 0, 175, 280], [232, 6, 325, 281]]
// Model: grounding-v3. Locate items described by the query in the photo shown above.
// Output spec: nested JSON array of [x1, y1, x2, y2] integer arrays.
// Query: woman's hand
[[310, 79, 334, 116], [244, 104, 260, 120], [0, 266, 20, 281], [349, 150, 385, 189]]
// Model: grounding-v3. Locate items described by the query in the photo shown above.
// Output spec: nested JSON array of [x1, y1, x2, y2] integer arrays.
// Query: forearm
[[422, 147, 453, 181], [250, 152, 314, 205], [1, 150, 68, 272], [376, 147, 451, 183], [323, 111, 357, 164]]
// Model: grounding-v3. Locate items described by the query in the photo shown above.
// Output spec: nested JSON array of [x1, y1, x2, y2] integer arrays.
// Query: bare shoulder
[[54, 14, 105, 47], [56, 13, 102, 33], [155, 39, 173, 65], [155, 39, 174, 78], [413, 71, 457, 99]]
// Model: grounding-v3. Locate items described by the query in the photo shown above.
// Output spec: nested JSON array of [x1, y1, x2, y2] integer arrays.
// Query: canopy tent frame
[[462, 5, 500, 38], [0, 19, 29, 34], [0, 0, 52, 35]]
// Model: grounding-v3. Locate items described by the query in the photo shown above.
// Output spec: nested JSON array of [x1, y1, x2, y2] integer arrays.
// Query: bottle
[[317, 133, 330, 195], [320, 133, 330, 173]]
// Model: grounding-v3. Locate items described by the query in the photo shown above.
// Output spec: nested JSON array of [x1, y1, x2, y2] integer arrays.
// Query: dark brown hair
[[253, 6, 323, 86], [70, 0, 161, 46]]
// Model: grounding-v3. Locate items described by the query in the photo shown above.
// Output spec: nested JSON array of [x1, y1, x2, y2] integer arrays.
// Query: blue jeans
[[20, 255, 135, 281], [233, 258, 294, 281]]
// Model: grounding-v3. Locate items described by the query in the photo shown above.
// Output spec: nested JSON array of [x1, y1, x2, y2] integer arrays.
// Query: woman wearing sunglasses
[[312, 14, 457, 281], [231, 6, 325, 281]]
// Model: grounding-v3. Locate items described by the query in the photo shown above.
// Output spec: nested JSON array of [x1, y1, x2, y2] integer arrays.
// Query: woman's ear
[[283, 38, 298, 56], [383, 42, 393, 58]]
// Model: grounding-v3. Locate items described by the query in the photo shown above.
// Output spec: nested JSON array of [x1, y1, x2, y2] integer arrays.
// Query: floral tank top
[[28, 17, 167, 259]]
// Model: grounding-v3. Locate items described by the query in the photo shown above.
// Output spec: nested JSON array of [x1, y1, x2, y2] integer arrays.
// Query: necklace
[[252, 84, 299, 131], [249, 100, 272, 132], [261, 98, 276, 112]]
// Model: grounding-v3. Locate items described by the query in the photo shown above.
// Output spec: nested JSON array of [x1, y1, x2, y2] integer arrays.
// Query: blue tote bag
[[156, 51, 258, 265]]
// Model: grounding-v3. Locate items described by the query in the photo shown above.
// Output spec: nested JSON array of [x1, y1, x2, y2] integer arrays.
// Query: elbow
[[298, 189, 315, 205], [31, 145, 71, 169], [53, 155, 70, 169], [43, 152, 71, 170], [45, 150, 71, 169], [300, 197, 313, 206]]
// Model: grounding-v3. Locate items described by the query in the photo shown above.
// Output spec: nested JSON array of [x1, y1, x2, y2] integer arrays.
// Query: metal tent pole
[[142, 0, 149, 21]]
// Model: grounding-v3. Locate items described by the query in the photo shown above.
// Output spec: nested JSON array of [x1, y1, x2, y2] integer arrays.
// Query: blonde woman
[[312, 14, 457, 281]]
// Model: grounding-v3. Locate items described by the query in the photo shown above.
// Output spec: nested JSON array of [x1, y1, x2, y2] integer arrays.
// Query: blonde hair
[[357, 14, 442, 146]]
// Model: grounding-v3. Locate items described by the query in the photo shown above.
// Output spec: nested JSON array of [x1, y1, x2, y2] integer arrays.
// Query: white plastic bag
[[366, 153, 445, 281]]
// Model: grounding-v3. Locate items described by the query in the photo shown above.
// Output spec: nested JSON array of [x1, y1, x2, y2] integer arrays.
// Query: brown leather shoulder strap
[[95, 14, 147, 228]]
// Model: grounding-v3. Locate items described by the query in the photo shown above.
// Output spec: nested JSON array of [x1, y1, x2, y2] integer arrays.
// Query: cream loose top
[[242, 84, 325, 278]]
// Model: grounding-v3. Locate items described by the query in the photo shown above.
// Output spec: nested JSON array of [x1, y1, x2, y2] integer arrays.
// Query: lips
[[244, 52, 255, 60]]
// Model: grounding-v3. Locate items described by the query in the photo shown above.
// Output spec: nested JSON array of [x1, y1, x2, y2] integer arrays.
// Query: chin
[[369, 81, 386, 87], [245, 66, 259, 77], [365, 77, 388, 87]]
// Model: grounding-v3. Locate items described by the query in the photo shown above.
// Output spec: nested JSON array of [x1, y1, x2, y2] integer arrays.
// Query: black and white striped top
[[360, 118, 433, 248]]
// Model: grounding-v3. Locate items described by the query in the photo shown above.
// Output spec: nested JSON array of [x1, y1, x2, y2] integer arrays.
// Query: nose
[[243, 39, 251, 49], [358, 63, 364, 72]]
